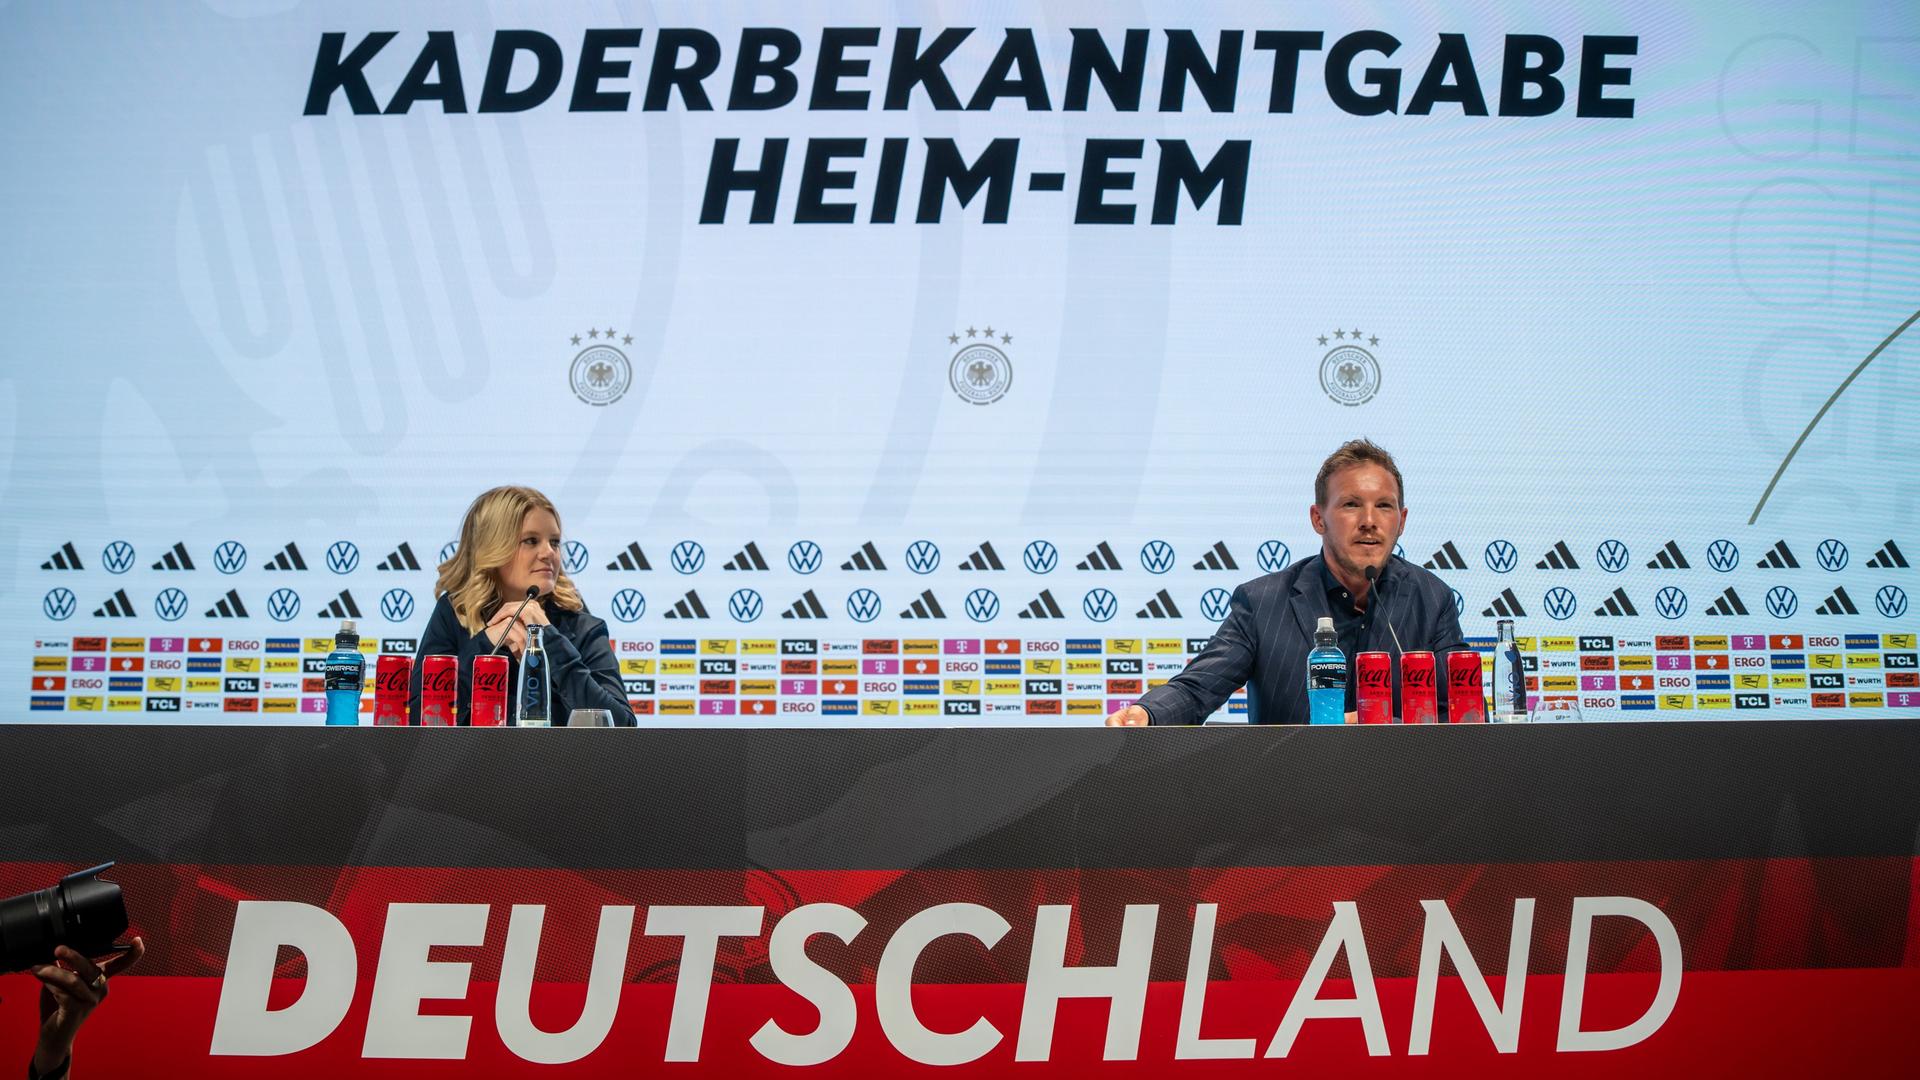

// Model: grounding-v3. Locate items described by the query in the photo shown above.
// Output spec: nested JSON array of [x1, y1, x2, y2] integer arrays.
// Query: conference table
[[1, 721, 1914, 1076]]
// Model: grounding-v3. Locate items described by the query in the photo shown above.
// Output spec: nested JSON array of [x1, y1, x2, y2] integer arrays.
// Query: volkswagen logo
[[154, 588, 189, 622], [213, 541, 248, 574], [1654, 587, 1689, 620], [268, 588, 302, 622], [1816, 539, 1849, 572], [1023, 541, 1059, 574], [1877, 585, 1909, 619], [670, 541, 706, 575], [787, 541, 822, 574], [906, 540, 941, 575], [1543, 587, 1578, 621], [1082, 588, 1118, 622], [965, 588, 1001, 622], [326, 541, 361, 574], [1257, 540, 1291, 573], [440, 540, 459, 563], [1484, 540, 1518, 574], [1765, 586, 1798, 620], [610, 589, 646, 623], [1595, 540, 1630, 574], [380, 588, 416, 622], [44, 588, 76, 621], [729, 588, 764, 622], [846, 589, 882, 623], [101, 541, 135, 575], [1450, 588, 1464, 617], [1705, 539, 1739, 573], [1139, 541, 1175, 575], [1200, 588, 1233, 622], [563, 540, 590, 576]]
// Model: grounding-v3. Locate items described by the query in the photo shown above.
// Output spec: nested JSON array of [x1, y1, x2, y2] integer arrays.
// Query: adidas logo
[[1592, 588, 1638, 617], [318, 591, 362, 619], [1704, 588, 1748, 616], [93, 589, 136, 618], [840, 541, 886, 571], [1136, 589, 1182, 619], [263, 542, 308, 571], [205, 589, 249, 618], [723, 542, 769, 571], [152, 542, 194, 571], [899, 590, 946, 618], [1482, 588, 1526, 618], [958, 542, 1005, 571], [41, 542, 83, 570], [377, 542, 421, 571], [1422, 541, 1466, 571], [1756, 540, 1799, 569], [1535, 540, 1580, 570], [664, 591, 710, 619], [780, 590, 828, 619], [606, 542, 652, 571], [1815, 587, 1859, 616], [1017, 589, 1066, 619], [1076, 542, 1122, 571], [1646, 540, 1689, 570], [1867, 540, 1909, 569], [1192, 542, 1238, 571]]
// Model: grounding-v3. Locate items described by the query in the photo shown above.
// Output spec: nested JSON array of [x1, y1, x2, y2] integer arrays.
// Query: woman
[[409, 486, 636, 726]]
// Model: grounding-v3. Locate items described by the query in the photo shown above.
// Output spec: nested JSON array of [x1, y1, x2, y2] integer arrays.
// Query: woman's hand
[[484, 601, 549, 658], [32, 938, 145, 1074]]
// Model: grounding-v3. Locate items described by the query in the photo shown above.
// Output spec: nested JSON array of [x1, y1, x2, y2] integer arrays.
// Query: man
[[1107, 439, 1467, 726]]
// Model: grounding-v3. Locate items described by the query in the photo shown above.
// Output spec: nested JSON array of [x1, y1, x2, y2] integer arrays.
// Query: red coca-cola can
[[373, 654, 413, 726], [1400, 651, 1439, 724], [470, 654, 508, 727], [1356, 651, 1392, 724], [420, 654, 458, 726], [1447, 651, 1487, 724]]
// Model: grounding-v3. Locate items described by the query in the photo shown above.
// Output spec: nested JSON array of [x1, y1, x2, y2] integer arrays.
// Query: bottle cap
[[336, 619, 359, 647], [1315, 616, 1334, 633]]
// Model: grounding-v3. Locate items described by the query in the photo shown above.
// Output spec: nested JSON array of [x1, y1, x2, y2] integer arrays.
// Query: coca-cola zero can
[[373, 654, 412, 726], [1447, 651, 1487, 724], [421, 654, 458, 726], [470, 654, 508, 727], [1401, 651, 1439, 724], [1357, 651, 1392, 724]]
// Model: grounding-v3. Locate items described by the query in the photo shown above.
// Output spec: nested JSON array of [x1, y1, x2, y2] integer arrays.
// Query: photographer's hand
[[30, 937, 144, 1077]]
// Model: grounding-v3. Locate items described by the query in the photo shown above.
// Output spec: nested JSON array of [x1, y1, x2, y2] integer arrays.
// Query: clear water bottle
[[1306, 616, 1347, 725], [323, 620, 364, 726], [1491, 618, 1527, 722], [517, 624, 551, 727]]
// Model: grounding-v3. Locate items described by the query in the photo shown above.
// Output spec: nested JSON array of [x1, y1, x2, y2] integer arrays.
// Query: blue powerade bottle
[[1306, 616, 1347, 725], [324, 619, 364, 726]]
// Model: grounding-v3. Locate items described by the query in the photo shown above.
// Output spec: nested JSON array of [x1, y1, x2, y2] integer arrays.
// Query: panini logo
[[610, 589, 646, 623], [1816, 539, 1849, 572], [670, 541, 707, 574], [1422, 541, 1466, 571], [786, 541, 821, 574], [1766, 586, 1799, 620], [964, 589, 1001, 622], [1705, 539, 1739, 572], [905, 540, 942, 574], [1595, 539, 1630, 574], [1483, 541, 1517, 574], [213, 541, 248, 574], [1200, 588, 1233, 622], [1081, 588, 1118, 622], [326, 541, 360, 574], [1257, 540, 1291, 573]]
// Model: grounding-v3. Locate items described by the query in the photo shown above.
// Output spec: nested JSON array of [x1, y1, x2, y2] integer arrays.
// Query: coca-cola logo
[[423, 666, 457, 694], [1360, 666, 1391, 690], [376, 666, 411, 693], [1450, 665, 1478, 689], [473, 670, 506, 695], [1404, 665, 1435, 690]]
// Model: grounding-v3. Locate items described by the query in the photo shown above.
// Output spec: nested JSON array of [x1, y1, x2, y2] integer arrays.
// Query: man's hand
[[1105, 704, 1149, 727], [32, 937, 145, 1074]]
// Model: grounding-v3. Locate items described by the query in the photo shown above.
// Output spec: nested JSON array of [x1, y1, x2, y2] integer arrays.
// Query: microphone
[[489, 586, 541, 657], [1364, 564, 1405, 655]]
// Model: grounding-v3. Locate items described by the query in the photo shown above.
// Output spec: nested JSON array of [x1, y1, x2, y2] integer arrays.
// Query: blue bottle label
[[324, 656, 362, 693]]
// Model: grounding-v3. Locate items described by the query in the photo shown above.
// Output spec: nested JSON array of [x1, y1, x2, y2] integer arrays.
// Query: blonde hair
[[436, 486, 583, 633]]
